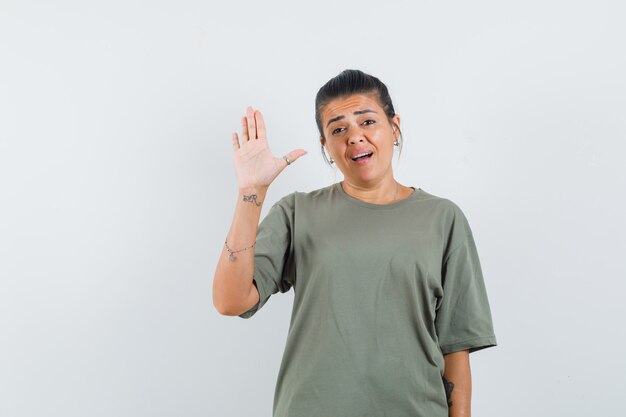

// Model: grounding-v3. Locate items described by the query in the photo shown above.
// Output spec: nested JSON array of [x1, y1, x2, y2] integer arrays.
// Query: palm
[[234, 138, 284, 189], [231, 106, 307, 190]]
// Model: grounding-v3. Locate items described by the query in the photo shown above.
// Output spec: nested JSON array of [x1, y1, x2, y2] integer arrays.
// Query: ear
[[392, 114, 401, 140], [320, 137, 332, 158]]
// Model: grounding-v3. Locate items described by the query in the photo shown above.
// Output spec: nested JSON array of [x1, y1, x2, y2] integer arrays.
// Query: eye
[[331, 127, 344, 135], [363, 119, 376, 126]]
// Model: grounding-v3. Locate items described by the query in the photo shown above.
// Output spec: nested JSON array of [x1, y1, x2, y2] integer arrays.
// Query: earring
[[393, 141, 399, 146], [321, 143, 335, 165]]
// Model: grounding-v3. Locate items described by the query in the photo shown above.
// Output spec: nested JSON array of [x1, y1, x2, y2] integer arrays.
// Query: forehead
[[321, 94, 382, 121]]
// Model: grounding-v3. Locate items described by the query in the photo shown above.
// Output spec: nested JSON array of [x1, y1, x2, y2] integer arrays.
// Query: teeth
[[352, 152, 372, 160]]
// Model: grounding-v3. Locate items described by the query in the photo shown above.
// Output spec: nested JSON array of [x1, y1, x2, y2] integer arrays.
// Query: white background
[[1, 0, 625, 416]]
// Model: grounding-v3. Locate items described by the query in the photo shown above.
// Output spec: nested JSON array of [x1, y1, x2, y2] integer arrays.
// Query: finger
[[232, 132, 240, 150], [240, 116, 249, 142], [246, 106, 257, 140], [283, 149, 308, 166], [255, 110, 266, 140]]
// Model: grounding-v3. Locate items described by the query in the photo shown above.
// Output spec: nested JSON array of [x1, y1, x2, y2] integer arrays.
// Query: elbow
[[212, 270, 250, 316], [213, 302, 235, 316], [212, 276, 230, 315], [213, 300, 228, 316], [214, 302, 243, 317], [212, 290, 232, 316], [212, 288, 242, 316]]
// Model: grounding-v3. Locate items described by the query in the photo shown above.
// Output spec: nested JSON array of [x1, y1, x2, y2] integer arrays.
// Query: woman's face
[[320, 94, 400, 186]]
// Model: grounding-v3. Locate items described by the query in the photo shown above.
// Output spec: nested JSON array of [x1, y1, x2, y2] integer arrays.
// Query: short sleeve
[[238, 194, 295, 319], [435, 204, 497, 354]]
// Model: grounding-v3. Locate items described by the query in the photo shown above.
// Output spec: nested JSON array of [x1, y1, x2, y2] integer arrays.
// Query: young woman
[[213, 69, 497, 417]]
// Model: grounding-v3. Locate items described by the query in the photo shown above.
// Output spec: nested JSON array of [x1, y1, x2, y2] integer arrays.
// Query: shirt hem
[[439, 334, 497, 355]]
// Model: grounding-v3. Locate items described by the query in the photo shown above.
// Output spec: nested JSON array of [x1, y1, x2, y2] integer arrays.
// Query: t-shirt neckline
[[334, 181, 422, 210]]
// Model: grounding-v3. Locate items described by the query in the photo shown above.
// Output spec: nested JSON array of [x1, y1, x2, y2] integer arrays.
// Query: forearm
[[212, 186, 267, 314], [443, 350, 472, 417]]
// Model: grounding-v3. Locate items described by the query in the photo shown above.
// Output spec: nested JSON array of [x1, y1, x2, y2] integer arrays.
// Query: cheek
[[375, 134, 394, 150], [328, 142, 344, 153]]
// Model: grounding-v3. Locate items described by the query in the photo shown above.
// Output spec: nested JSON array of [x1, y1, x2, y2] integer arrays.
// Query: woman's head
[[315, 69, 402, 185], [315, 69, 402, 152]]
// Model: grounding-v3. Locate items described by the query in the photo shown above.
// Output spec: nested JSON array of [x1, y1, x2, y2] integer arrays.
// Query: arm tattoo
[[242, 194, 261, 206], [442, 376, 454, 408]]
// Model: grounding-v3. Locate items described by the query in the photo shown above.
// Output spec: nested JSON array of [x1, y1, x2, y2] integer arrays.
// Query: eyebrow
[[325, 109, 377, 129]]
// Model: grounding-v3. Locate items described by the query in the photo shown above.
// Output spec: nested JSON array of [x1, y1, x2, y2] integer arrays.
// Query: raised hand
[[232, 106, 307, 190]]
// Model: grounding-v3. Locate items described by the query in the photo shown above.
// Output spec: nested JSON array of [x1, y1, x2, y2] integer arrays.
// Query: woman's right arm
[[213, 185, 267, 316], [212, 106, 306, 316]]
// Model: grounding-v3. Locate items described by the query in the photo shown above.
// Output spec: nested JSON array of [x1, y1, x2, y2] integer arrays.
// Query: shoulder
[[273, 183, 336, 208], [413, 188, 468, 221], [273, 185, 471, 226], [416, 189, 475, 245], [266, 184, 331, 215], [297, 183, 336, 199], [431, 194, 478, 257]]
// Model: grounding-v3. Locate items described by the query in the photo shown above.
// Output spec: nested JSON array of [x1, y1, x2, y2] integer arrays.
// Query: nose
[[348, 127, 366, 144]]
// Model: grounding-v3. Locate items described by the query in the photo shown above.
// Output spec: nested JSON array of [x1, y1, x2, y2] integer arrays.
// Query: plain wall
[[1, 0, 625, 416]]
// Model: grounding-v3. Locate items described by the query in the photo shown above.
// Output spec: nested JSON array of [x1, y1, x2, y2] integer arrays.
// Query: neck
[[341, 176, 401, 204]]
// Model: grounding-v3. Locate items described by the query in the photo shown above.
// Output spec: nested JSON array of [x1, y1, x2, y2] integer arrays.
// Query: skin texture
[[319, 94, 414, 204], [443, 350, 472, 417]]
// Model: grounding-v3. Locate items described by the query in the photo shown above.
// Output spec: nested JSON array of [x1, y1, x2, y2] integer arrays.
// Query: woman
[[213, 69, 497, 417]]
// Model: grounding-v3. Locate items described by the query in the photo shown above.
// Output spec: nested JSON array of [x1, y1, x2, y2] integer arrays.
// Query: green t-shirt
[[239, 182, 497, 417]]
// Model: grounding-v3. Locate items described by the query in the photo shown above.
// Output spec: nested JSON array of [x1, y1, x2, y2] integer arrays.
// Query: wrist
[[238, 185, 269, 196], [237, 186, 268, 208]]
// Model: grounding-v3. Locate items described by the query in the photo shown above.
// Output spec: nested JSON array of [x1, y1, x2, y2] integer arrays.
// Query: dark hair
[[315, 69, 403, 164]]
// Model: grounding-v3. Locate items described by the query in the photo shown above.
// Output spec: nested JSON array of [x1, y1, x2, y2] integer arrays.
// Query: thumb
[[284, 149, 308, 165]]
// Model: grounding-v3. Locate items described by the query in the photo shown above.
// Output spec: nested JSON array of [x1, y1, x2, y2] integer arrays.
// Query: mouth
[[351, 151, 373, 163]]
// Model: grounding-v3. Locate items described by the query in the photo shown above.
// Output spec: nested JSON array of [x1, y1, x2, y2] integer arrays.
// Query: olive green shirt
[[239, 182, 497, 417]]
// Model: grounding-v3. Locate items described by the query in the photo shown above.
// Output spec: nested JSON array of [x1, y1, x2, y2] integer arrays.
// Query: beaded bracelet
[[224, 238, 255, 261]]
